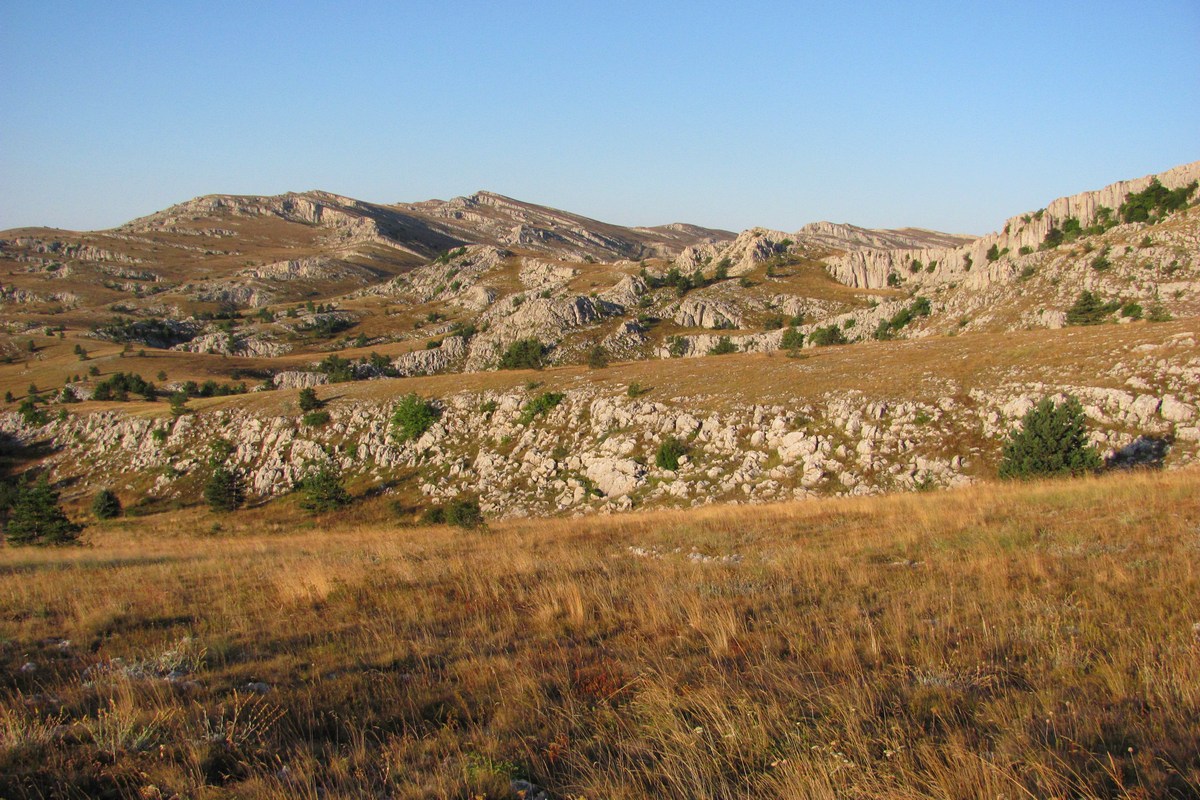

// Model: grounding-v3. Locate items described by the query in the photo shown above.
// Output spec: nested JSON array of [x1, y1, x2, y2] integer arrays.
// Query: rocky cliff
[[826, 161, 1200, 290]]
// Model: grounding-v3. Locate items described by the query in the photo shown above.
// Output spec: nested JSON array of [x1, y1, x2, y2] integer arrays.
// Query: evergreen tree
[[297, 387, 323, 412], [998, 396, 1104, 480], [169, 390, 190, 417], [298, 463, 351, 512], [203, 465, 246, 512], [91, 488, 122, 519], [780, 327, 804, 352], [5, 476, 84, 545], [1066, 290, 1108, 326]]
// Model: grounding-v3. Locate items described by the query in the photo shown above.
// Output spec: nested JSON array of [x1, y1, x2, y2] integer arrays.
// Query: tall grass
[[1, 469, 1197, 798]]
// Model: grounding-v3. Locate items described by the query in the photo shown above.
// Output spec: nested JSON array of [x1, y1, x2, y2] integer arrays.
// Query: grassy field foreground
[[1, 470, 1198, 799]]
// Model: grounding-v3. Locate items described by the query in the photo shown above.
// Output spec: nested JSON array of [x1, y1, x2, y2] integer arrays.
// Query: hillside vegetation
[[1, 469, 1197, 798]]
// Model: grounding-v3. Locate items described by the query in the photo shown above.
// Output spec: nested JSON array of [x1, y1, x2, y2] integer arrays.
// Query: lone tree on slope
[[998, 395, 1103, 480]]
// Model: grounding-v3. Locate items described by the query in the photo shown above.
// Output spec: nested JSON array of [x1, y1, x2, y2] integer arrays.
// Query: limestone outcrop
[[825, 161, 1200, 290], [5, 328, 1194, 519]]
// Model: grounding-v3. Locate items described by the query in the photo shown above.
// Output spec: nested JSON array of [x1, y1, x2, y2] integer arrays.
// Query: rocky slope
[[395, 191, 734, 262], [2, 160, 1199, 520], [827, 161, 1200, 290], [2, 322, 1196, 519]]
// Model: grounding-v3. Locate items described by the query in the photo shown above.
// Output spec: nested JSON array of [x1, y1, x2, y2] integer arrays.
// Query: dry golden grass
[[1, 469, 1198, 798]]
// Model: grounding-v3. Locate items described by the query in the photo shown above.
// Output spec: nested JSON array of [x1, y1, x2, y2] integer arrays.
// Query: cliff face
[[825, 161, 1200, 290]]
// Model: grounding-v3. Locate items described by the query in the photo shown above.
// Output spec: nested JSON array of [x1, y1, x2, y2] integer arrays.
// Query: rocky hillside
[[395, 190, 734, 262], [2, 320, 1197, 519], [1, 160, 1198, 519], [827, 161, 1200, 289]]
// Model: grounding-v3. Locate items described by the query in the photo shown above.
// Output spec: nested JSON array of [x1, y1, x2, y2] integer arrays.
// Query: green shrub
[[586, 345, 610, 369], [874, 297, 932, 340], [1120, 301, 1143, 320], [762, 314, 785, 330], [667, 336, 687, 358], [780, 328, 804, 351], [1119, 178, 1197, 223], [518, 392, 565, 425], [301, 410, 331, 427], [707, 336, 737, 356], [392, 394, 441, 442], [169, 391, 189, 417], [298, 463, 351, 512], [91, 489, 122, 520], [627, 382, 651, 398], [315, 354, 356, 383], [5, 476, 84, 545], [445, 497, 484, 529], [809, 325, 848, 347], [498, 338, 547, 370], [18, 398, 47, 426], [92, 372, 156, 402], [1146, 303, 1171, 322], [998, 396, 1103, 480], [655, 436, 688, 471], [420, 506, 446, 525]]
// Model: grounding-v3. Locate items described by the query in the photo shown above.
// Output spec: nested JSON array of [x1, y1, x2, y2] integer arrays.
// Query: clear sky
[[1, 1, 1197, 236]]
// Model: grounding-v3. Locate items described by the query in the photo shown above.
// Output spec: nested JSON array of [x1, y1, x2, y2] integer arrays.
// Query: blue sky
[[1, 1, 1197, 235]]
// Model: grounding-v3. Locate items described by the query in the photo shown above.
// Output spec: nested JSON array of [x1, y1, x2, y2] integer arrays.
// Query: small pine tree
[[203, 465, 246, 512], [91, 488, 122, 520], [1066, 291, 1108, 326], [5, 476, 84, 545], [169, 390, 190, 417], [298, 463, 351, 513], [297, 387, 323, 412], [780, 328, 804, 351], [998, 396, 1103, 480]]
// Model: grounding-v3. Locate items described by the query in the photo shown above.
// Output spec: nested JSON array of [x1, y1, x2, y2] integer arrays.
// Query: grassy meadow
[[1, 469, 1198, 798]]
